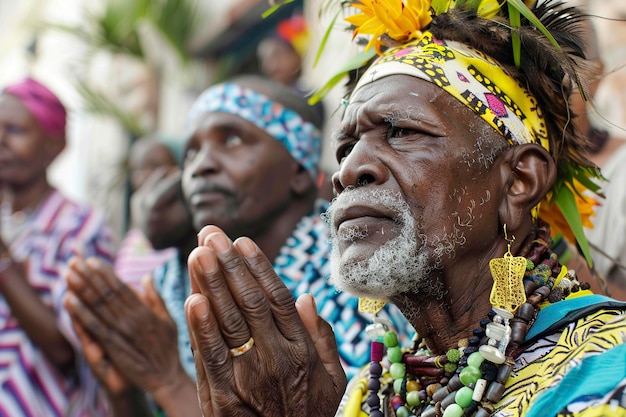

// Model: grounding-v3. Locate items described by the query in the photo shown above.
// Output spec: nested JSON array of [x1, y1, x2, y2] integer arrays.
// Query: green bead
[[459, 365, 481, 386], [388, 346, 403, 363], [446, 348, 461, 363], [467, 351, 484, 368], [455, 386, 474, 408], [389, 362, 406, 379], [526, 259, 535, 270], [396, 406, 411, 417], [394, 378, 403, 394], [444, 362, 458, 374], [406, 390, 421, 407], [384, 331, 398, 347], [442, 403, 463, 417]]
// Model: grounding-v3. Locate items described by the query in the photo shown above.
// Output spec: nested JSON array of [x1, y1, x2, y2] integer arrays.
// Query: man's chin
[[329, 272, 391, 300]]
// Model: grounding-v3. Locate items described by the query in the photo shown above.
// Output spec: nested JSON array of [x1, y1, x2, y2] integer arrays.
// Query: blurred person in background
[[114, 134, 189, 290], [62, 75, 413, 417], [257, 13, 334, 200], [0, 77, 115, 416]]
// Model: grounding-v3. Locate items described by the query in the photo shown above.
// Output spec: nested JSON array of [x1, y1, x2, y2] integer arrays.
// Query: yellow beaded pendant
[[489, 228, 527, 314], [358, 298, 386, 315]]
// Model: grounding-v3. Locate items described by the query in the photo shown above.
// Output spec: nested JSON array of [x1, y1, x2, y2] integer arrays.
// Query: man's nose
[[332, 138, 388, 194]]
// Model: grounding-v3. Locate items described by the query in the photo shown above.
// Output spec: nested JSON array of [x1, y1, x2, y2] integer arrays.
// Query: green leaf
[[553, 186, 593, 267], [507, 2, 521, 67], [313, 9, 341, 68], [308, 48, 377, 104], [431, 0, 452, 15], [506, 0, 561, 50], [262, 0, 295, 18]]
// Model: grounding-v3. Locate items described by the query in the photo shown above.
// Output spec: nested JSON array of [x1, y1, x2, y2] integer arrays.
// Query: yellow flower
[[538, 181, 599, 244], [345, 0, 433, 53]]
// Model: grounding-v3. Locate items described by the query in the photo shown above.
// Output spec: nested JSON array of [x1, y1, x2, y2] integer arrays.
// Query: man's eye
[[225, 135, 242, 147], [336, 143, 355, 163], [388, 126, 415, 139], [184, 148, 198, 162]]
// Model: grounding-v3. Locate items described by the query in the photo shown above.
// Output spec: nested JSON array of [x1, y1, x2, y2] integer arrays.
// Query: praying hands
[[185, 225, 347, 417]]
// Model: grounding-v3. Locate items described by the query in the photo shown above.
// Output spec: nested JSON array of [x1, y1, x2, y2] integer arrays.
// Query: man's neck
[[392, 230, 536, 354], [247, 201, 315, 263]]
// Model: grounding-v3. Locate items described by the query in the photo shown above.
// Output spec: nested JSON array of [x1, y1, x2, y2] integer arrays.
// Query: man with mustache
[[182, 2, 626, 417], [63, 75, 412, 416]]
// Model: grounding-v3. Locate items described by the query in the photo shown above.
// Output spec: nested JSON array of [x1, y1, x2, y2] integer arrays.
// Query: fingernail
[[236, 238, 257, 257], [198, 252, 217, 273], [209, 233, 231, 253], [190, 296, 210, 319], [65, 292, 78, 307]]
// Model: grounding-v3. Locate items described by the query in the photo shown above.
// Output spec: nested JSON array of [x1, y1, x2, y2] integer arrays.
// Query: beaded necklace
[[348, 223, 592, 417]]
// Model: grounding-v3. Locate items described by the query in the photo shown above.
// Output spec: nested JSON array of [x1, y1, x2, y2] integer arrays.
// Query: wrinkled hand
[[68, 310, 130, 396], [64, 257, 188, 397], [185, 226, 347, 417]]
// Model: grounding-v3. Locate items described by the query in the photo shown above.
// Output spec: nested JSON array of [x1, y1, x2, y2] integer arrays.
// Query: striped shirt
[[1, 190, 115, 417], [114, 228, 176, 291]]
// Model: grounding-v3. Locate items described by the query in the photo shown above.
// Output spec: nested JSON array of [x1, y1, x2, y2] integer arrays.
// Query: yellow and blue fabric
[[495, 295, 626, 417], [186, 82, 322, 180], [354, 31, 549, 151]]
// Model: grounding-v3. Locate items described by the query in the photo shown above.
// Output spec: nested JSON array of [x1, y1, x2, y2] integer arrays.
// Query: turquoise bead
[[467, 351, 485, 368], [455, 386, 474, 408], [389, 362, 406, 379], [442, 403, 463, 417], [388, 346, 403, 363], [406, 390, 421, 407], [396, 405, 411, 417], [384, 331, 399, 347], [459, 365, 481, 386]]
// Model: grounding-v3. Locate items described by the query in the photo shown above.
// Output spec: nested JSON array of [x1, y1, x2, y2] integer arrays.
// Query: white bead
[[479, 345, 506, 364], [485, 322, 507, 341], [492, 307, 514, 319], [472, 379, 488, 401]]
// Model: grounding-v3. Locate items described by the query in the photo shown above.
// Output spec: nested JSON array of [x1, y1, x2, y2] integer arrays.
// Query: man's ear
[[498, 144, 556, 231], [290, 165, 315, 196]]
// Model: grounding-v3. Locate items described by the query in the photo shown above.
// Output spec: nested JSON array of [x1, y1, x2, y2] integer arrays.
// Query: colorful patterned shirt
[[154, 200, 414, 380], [114, 228, 176, 291], [337, 295, 626, 417], [0, 190, 116, 417], [495, 295, 626, 417]]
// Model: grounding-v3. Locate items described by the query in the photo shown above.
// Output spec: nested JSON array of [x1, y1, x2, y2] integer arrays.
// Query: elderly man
[[183, 1, 626, 417], [63, 75, 412, 416], [0, 78, 115, 416]]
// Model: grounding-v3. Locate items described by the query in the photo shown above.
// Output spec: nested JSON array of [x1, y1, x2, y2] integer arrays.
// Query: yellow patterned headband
[[353, 32, 550, 151]]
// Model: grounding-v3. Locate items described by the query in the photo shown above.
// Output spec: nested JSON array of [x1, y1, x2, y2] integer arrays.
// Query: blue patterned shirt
[[154, 200, 414, 379]]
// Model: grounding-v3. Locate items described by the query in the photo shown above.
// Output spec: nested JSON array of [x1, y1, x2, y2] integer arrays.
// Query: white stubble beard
[[325, 189, 444, 301]]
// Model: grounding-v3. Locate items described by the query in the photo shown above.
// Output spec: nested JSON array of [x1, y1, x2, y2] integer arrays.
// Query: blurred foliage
[[44, 0, 201, 136]]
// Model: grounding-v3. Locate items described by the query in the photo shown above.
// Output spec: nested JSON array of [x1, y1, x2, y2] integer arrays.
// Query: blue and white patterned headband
[[186, 83, 322, 180]]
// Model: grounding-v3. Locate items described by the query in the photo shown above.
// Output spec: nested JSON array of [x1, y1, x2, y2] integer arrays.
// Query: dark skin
[[64, 170, 198, 417], [132, 167, 194, 250], [0, 94, 75, 372], [185, 75, 556, 416], [64, 81, 321, 417]]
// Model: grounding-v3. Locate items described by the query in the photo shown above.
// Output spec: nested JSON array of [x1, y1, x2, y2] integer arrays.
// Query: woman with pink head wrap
[[0, 78, 116, 417]]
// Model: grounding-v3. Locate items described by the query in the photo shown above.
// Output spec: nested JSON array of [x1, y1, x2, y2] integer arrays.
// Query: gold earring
[[488, 224, 527, 315], [358, 298, 386, 315]]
